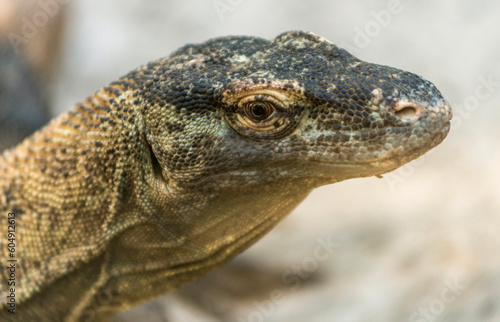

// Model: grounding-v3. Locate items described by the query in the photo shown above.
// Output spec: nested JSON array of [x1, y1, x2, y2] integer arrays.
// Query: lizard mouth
[[326, 119, 451, 180], [292, 117, 452, 184], [204, 119, 451, 188], [366, 120, 451, 174]]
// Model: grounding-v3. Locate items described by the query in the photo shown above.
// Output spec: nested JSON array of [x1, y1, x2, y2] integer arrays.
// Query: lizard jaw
[[315, 119, 451, 183]]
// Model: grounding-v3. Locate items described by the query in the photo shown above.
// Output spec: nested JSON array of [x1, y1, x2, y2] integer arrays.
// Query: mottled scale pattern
[[0, 31, 451, 321]]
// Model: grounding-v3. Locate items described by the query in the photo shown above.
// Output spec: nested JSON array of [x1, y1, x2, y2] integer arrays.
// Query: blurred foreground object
[[0, 0, 66, 149]]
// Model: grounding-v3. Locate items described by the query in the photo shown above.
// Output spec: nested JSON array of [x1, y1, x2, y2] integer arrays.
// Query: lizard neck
[[0, 84, 146, 308], [102, 176, 314, 314]]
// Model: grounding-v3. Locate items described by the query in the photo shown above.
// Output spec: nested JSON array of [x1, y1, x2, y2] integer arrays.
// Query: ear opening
[[148, 143, 163, 179]]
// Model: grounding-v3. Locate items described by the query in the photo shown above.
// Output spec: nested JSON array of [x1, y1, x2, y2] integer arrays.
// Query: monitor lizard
[[0, 31, 452, 321]]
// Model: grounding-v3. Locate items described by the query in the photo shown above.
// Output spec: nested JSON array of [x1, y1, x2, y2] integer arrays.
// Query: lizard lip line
[[201, 120, 451, 180], [373, 120, 450, 161], [307, 120, 451, 170], [367, 120, 451, 167]]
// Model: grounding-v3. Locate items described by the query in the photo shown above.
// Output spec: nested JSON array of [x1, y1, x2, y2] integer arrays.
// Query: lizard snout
[[392, 99, 452, 127]]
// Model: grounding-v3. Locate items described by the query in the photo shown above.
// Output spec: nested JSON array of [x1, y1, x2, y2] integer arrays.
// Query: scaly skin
[[0, 31, 451, 321]]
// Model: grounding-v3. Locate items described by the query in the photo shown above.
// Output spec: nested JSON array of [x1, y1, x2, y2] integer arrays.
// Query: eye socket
[[224, 93, 303, 140], [244, 101, 274, 121]]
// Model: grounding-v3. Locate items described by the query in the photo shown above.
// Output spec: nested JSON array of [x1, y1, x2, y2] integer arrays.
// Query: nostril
[[394, 103, 419, 120], [395, 106, 417, 119]]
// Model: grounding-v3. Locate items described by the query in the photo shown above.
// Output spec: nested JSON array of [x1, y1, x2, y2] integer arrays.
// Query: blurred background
[[1, 1, 499, 321]]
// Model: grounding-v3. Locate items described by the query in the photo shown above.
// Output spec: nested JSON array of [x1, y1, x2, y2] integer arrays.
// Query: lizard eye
[[224, 93, 302, 140], [236, 95, 284, 131], [244, 101, 274, 121]]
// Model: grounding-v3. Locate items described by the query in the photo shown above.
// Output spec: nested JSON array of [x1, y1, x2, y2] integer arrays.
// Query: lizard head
[[138, 30, 452, 191], [119, 31, 453, 279]]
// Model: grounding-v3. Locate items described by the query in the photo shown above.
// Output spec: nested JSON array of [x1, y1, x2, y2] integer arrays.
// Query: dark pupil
[[250, 103, 268, 119]]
